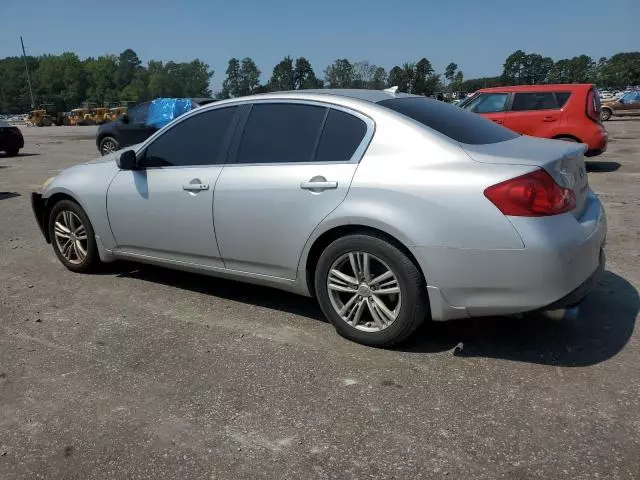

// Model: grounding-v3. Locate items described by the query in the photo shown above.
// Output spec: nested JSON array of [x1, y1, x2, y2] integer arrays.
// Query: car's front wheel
[[99, 136, 119, 156], [314, 234, 428, 346], [601, 108, 612, 121], [48, 199, 100, 273]]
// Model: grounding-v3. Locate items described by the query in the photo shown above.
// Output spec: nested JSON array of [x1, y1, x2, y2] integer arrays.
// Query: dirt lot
[[1, 122, 639, 479]]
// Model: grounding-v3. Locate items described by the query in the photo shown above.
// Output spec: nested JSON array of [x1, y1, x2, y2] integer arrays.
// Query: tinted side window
[[378, 97, 519, 145], [237, 103, 327, 164], [555, 92, 571, 108], [315, 109, 367, 162], [142, 107, 237, 167], [128, 102, 150, 124], [511, 93, 558, 111], [464, 93, 509, 113]]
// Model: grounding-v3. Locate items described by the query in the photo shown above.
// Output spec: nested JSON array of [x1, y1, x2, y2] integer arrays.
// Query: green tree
[[115, 49, 142, 91], [293, 57, 323, 89], [35, 52, 86, 108], [372, 67, 387, 90], [238, 57, 261, 96], [269, 56, 295, 91], [84, 55, 118, 103], [0, 56, 39, 112], [221, 58, 241, 98], [501, 50, 528, 85], [387, 66, 408, 92], [352, 61, 381, 89], [324, 59, 354, 88], [413, 58, 439, 95], [444, 62, 458, 83]]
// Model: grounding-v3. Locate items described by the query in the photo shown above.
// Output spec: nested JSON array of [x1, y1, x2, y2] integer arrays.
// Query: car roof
[[217, 89, 418, 106], [477, 84, 593, 93]]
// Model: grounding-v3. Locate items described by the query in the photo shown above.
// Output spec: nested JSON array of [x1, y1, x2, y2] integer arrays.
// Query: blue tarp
[[146, 98, 193, 128]]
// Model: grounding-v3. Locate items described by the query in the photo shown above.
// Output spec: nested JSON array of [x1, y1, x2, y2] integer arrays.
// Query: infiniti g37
[[32, 90, 606, 346]]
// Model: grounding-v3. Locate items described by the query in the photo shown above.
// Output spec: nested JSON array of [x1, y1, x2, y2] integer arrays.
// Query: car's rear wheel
[[314, 234, 428, 346], [600, 108, 612, 121], [99, 136, 119, 156], [6, 148, 19, 157], [48, 200, 100, 273]]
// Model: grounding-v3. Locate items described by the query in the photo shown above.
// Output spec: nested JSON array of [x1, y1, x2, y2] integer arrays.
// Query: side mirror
[[117, 150, 137, 170], [120, 113, 130, 124]]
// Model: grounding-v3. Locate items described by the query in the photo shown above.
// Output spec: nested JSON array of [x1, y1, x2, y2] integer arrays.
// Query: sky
[[2, 0, 638, 92]]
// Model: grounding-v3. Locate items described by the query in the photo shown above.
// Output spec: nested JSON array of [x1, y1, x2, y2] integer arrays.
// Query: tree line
[[0, 48, 638, 113]]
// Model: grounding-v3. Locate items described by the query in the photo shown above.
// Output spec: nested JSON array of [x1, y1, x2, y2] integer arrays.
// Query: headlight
[[41, 176, 56, 192]]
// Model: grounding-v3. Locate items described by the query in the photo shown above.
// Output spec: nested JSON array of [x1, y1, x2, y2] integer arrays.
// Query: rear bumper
[[411, 193, 607, 320], [584, 127, 607, 157], [31, 192, 50, 243], [542, 248, 605, 310]]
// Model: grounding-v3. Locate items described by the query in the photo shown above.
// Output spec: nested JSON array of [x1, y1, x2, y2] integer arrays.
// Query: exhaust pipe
[[541, 305, 580, 321]]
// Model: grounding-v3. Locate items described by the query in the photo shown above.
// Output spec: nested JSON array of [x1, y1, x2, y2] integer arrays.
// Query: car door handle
[[300, 181, 338, 191], [543, 116, 557, 122], [182, 183, 209, 191], [492, 119, 503, 124]]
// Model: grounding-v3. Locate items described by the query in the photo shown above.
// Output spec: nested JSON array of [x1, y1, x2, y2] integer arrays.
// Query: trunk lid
[[462, 135, 589, 218]]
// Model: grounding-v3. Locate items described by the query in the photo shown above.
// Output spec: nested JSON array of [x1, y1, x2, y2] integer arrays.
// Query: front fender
[[43, 160, 120, 249]]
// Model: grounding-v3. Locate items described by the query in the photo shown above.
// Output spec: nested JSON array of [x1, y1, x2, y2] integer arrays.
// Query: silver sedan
[[32, 89, 606, 346]]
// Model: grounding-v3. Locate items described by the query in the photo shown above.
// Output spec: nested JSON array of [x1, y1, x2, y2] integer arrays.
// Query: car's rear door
[[213, 101, 373, 279], [461, 92, 508, 125], [502, 92, 564, 137], [107, 106, 240, 267]]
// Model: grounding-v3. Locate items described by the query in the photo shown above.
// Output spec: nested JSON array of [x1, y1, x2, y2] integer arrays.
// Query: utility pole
[[20, 36, 35, 109]]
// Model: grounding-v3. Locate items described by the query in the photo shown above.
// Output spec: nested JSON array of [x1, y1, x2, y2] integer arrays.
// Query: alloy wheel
[[101, 139, 118, 155], [53, 210, 88, 265], [327, 251, 402, 332]]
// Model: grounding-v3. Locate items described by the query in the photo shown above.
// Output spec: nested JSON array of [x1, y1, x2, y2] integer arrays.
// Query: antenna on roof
[[383, 86, 399, 94]]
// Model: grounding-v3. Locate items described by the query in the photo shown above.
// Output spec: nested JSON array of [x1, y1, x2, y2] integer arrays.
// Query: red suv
[[460, 84, 607, 156]]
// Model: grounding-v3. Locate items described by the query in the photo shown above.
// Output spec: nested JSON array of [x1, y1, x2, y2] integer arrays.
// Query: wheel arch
[[303, 224, 426, 298], [552, 134, 583, 143], [42, 191, 85, 242]]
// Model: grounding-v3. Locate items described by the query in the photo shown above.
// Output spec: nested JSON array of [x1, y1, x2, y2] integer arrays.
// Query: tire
[[48, 199, 100, 273], [600, 108, 612, 121], [6, 148, 19, 157], [99, 136, 119, 156], [314, 234, 428, 346]]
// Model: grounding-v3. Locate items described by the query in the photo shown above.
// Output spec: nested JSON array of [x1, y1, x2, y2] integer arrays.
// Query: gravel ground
[[1, 122, 639, 479]]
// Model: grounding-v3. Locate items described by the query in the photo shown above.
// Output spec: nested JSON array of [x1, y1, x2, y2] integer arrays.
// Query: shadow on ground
[[0, 192, 21, 201], [587, 161, 621, 173], [402, 271, 637, 367], [0, 152, 40, 158], [112, 265, 636, 367]]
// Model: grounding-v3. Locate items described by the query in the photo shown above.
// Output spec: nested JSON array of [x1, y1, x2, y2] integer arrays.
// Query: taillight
[[586, 88, 600, 122], [484, 169, 576, 217]]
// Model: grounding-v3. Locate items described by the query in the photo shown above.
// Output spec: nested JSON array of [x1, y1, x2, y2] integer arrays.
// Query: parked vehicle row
[[34, 89, 606, 347]]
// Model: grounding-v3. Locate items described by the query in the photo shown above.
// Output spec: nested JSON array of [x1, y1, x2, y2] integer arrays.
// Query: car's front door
[[107, 106, 239, 267], [214, 102, 372, 279], [119, 101, 157, 147], [462, 92, 508, 125]]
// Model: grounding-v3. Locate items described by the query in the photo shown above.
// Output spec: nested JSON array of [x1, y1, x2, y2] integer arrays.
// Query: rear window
[[378, 97, 519, 145]]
